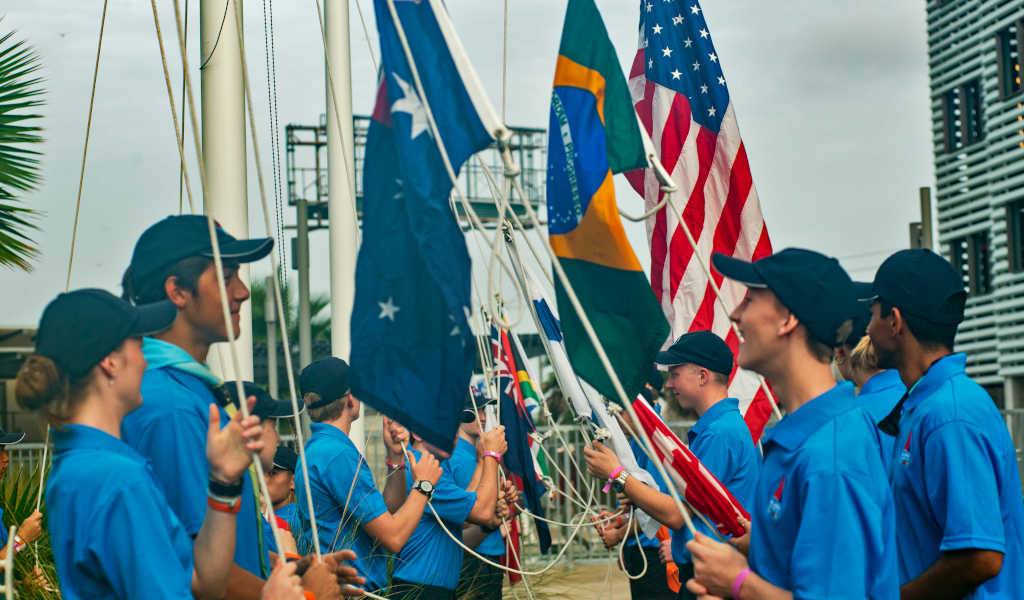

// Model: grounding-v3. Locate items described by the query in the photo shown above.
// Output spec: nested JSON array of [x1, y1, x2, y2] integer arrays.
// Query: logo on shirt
[[899, 432, 912, 466], [766, 477, 784, 521]]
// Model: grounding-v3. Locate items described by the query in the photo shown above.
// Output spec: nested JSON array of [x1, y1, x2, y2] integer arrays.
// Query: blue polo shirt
[[856, 369, 905, 462], [0, 508, 7, 546], [122, 338, 267, 578], [886, 353, 1024, 597], [276, 502, 302, 538], [47, 425, 194, 599], [626, 434, 669, 550], [672, 398, 760, 565], [749, 382, 898, 598], [295, 423, 389, 591], [393, 449, 477, 590], [449, 437, 505, 556]]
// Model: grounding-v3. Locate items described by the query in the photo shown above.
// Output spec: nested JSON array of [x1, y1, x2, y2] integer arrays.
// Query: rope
[[261, 0, 287, 286], [198, 0, 230, 71], [178, 0, 189, 215], [352, 0, 379, 71], [617, 509, 648, 581]]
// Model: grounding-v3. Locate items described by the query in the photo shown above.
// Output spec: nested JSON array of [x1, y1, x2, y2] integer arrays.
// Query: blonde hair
[[304, 392, 344, 423], [848, 335, 879, 373], [15, 355, 91, 427]]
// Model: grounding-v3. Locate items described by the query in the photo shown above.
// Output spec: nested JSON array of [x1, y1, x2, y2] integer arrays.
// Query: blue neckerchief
[[142, 337, 222, 387]]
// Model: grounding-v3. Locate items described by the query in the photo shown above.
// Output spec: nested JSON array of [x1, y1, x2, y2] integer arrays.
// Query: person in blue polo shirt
[[295, 357, 442, 594], [684, 248, 898, 599], [118, 216, 344, 599], [865, 249, 1024, 599], [585, 330, 761, 600], [389, 412, 508, 600], [13, 288, 305, 600], [834, 282, 905, 461], [268, 446, 302, 535]]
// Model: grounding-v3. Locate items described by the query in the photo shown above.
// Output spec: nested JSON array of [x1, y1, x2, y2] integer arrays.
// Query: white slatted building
[[927, 0, 1024, 407]]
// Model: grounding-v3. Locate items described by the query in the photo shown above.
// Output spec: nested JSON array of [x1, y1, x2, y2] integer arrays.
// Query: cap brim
[[205, 238, 274, 263], [852, 281, 877, 303], [130, 300, 178, 337], [654, 350, 683, 366], [712, 253, 766, 287], [272, 460, 296, 472], [0, 432, 25, 445], [262, 400, 305, 419]]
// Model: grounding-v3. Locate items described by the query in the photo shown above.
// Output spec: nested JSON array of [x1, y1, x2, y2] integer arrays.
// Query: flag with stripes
[[625, 0, 774, 440]]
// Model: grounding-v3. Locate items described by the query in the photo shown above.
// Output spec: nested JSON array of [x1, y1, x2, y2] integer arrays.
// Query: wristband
[[207, 492, 242, 514], [12, 536, 25, 554], [284, 553, 302, 562], [603, 466, 625, 493], [386, 460, 406, 471], [303, 592, 316, 600], [208, 477, 244, 498], [732, 567, 752, 599], [482, 451, 502, 462]]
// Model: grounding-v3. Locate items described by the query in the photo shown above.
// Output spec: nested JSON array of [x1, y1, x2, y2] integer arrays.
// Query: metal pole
[[201, 0, 253, 380], [919, 187, 934, 251], [297, 195, 312, 369], [265, 275, 278, 396], [325, 0, 362, 448]]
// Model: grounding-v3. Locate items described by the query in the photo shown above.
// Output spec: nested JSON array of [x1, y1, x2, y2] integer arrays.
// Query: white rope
[[226, 0, 325, 559], [617, 509, 648, 581]]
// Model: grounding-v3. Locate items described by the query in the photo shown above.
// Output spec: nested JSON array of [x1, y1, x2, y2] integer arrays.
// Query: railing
[[13, 411, 1024, 567]]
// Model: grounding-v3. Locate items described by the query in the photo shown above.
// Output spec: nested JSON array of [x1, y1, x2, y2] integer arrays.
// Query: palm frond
[[0, 27, 44, 271]]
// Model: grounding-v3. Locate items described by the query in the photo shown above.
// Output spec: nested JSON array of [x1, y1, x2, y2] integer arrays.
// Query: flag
[[626, 0, 774, 440], [492, 324, 552, 554], [349, 0, 502, 452], [547, 0, 670, 403], [631, 395, 750, 537], [502, 516, 522, 585]]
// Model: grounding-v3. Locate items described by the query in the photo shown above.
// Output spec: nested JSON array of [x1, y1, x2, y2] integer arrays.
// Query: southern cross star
[[378, 297, 400, 321], [391, 74, 429, 140]]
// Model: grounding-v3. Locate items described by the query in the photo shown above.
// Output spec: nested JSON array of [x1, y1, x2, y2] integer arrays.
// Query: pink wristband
[[602, 466, 625, 493], [482, 451, 502, 462], [732, 567, 751, 599]]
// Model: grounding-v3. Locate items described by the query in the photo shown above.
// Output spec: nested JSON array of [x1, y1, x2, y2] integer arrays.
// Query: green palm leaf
[[0, 27, 44, 271]]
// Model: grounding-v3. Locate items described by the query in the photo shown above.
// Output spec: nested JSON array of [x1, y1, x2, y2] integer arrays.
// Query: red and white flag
[[626, 0, 774, 440]]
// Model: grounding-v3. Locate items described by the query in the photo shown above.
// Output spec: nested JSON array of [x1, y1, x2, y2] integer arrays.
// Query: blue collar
[[454, 436, 474, 455], [310, 422, 357, 448], [762, 382, 856, 452], [903, 354, 965, 412], [859, 369, 903, 396], [142, 337, 221, 387], [688, 398, 739, 443], [52, 424, 141, 462]]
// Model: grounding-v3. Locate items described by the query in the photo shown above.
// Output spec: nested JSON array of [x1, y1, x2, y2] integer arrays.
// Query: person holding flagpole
[[684, 249, 898, 599], [14, 288, 304, 600], [865, 249, 1024, 599]]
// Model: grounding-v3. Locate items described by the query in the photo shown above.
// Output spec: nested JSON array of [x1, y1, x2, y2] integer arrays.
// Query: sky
[[0, 0, 934, 327]]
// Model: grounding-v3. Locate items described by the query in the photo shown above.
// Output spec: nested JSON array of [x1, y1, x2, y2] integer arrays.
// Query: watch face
[[417, 480, 434, 494]]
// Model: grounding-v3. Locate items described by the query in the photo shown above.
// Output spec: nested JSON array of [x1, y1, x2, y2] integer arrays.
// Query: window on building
[[996, 20, 1024, 99], [1007, 199, 1024, 272], [950, 232, 992, 295], [942, 79, 985, 152]]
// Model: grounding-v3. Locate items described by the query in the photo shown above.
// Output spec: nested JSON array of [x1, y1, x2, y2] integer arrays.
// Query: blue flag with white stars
[[349, 0, 497, 453]]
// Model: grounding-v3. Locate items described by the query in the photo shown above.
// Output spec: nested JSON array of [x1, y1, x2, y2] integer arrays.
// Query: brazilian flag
[[546, 0, 669, 402]]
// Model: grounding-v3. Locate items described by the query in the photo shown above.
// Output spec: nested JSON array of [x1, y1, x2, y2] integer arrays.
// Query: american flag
[[625, 0, 775, 441]]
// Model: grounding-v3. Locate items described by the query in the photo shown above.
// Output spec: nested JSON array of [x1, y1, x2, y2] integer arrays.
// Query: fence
[[12, 410, 1024, 567]]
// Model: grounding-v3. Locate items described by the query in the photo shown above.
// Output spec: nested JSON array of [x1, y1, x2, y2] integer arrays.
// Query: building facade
[[927, 0, 1024, 408]]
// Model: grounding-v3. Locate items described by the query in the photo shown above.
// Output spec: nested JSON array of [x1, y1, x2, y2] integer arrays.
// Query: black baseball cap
[[655, 330, 734, 376], [128, 216, 273, 301], [35, 289, 177, 379], [300, 357, 350, 409], [461, 392, 495, 423], [221, 381, 304, 419], [844, 282, 874, 347], [864, 249, 966, 326], [713, 248, 857, 348], [0, 429, 25, 445], [646, 366, 665, 392], [273, 446, 298, 473]]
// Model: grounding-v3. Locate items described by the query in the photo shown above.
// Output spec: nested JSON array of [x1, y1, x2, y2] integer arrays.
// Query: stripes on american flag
[[625, 0, 775, 441]]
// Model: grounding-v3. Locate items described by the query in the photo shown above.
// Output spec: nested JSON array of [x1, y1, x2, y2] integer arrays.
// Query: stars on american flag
[[663, 47, 673, 57], [652, 24, 663, 34], [671, 69, 682, 79], [673, 15, 683, 25], [690, 4, 700, 14]]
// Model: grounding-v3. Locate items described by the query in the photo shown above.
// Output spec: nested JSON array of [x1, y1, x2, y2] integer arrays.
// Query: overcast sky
[[0, 0, 933, 327]]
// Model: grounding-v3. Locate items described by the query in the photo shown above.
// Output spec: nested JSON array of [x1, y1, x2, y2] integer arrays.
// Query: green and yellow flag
[[546, 0, 669, 402]]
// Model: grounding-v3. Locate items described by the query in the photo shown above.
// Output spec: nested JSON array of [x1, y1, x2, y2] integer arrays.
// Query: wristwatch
[[611, 471, 630, 493], [412, 480, 435, 499]]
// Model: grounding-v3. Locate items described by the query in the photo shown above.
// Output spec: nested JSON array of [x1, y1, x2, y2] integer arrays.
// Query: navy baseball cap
[[300, 357, 350, 409], [462, 392, 495, 423], [128, 216, 273, 301], [713, 248, 858, 348], [35, 289, 177, 379], [221, 381, 304, 420], [273, 446, 298, 473], [864, 249, 966, 326], [655, 330, 734, 376], [0, 429, 25, 445], [843, 282, 874, 347]]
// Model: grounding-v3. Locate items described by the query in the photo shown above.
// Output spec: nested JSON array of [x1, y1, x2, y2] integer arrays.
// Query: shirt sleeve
[[924, 420, 1007, 553], [326, 455, 388, 526], [88, 483, 194, 600], [129, 409, 209, 536], [448, 449, 475, 488], [789, 472, 893, 599], [430, 466, 477, 524]]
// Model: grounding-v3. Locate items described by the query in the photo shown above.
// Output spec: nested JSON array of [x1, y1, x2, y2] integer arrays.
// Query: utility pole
[[265, 275, 278, 396], [202, 0, 253, 380], [909, 187, 934, 250], [325, 0, 362, 448]]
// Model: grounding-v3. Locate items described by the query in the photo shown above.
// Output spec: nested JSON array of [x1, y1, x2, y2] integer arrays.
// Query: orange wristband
[[207, 496, 242, 514], [304, 592, 316, 600]]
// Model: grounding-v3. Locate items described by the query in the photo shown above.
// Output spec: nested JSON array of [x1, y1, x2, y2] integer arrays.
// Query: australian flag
[[350, 0, 500, 453]]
